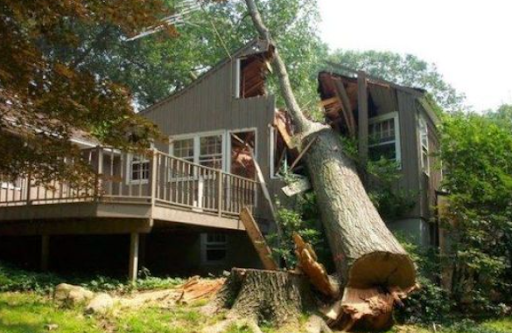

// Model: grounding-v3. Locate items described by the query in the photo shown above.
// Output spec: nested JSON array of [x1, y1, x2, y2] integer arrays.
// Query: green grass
[[114, 306, 201, 333], [482, 317, 512, 332], [0, 292, 101, 333], [1, 262, 512, 333], [1, 291, 512, 333]]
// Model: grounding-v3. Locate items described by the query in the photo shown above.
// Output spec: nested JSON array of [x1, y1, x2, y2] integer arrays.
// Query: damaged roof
[[318, 69, 440, 125]]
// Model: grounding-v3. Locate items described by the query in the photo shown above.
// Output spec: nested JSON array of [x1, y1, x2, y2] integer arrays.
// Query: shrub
[[0, 261, 60, 293], [268, 191, 332, 270], [395, 238, 454, 325]]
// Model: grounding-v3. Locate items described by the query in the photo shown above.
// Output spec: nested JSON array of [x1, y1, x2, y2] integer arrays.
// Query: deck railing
[[0, 147, 258, 217]]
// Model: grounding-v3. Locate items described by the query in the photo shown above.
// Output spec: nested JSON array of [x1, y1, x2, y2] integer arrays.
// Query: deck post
[[217, 170, 223, 216], [95, 146, 104, 200], [26, 171, 32, 205], [149, 149, 158, 206], [128, 232, 139, 283], [41, 235, 49, 272]]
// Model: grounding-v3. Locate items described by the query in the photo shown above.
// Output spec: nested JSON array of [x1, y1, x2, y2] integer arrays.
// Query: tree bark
[[209, 268, 313, 326], [244, 0, 415, 292]]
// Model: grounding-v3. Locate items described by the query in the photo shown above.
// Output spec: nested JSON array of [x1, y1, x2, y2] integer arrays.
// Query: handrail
[[0, 147, 258, 217], [154, 150, 258, 184]]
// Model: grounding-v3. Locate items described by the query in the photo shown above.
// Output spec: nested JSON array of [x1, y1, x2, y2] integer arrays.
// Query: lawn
[[1, 291, 512, 333], [1, 262, 512, 333]]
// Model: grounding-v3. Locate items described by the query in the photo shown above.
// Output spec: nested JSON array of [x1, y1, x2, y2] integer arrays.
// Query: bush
[[268, 192, 332, 270], [395, 238, 454, 325], [0, 261, 184, 294], [0, 261, 60, 293]]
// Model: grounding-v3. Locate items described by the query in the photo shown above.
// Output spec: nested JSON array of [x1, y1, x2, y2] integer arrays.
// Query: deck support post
[[41, 235, 49, 272], [128, 232, 139, 283]]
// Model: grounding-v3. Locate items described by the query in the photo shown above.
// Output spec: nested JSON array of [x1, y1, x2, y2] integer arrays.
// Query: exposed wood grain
[[240, 207, 279, 270]]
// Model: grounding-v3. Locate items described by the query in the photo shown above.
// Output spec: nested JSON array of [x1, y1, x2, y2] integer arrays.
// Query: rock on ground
[[85, 293, 114, 315], [54, 283, 94, 306]]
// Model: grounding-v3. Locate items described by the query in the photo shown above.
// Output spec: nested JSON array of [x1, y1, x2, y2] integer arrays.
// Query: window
[[170, 132, 226, 171], [199, 135, 223, 169], [368, 112, 401, 164], [419, 116, 429, 175], [0, 175, 21, 189], [129, 156, 150, 183], [201, 233, 227, 263], [173, 138, 194, 163], [229, 130, 256, 179]]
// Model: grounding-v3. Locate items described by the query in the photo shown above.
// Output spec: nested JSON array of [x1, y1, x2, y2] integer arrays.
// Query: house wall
[[396, 90, 422, 218], [143, 56, 277, 222], [144, 229, 261, 276], [368, 86, 441, 246]]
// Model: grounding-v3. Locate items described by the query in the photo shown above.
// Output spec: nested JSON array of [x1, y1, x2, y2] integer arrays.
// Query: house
[[0, 39, 441, 280], [317, 68, 442, 246], [0, 39, 280, 280]]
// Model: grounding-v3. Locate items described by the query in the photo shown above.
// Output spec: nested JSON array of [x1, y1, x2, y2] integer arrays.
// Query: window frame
[[169, 130, 228, 172], [269, 126, 288, 179], [419, 115, 430, 176], [200, 233, 228, 264], [234, 58, 242, 99], [227, 128, 258, 175], [368, 111, 401, 165], [126, 154, 150, 185]]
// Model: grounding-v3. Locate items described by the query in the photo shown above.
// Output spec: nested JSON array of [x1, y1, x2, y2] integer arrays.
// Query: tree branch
[[244, 0, 310, 134]]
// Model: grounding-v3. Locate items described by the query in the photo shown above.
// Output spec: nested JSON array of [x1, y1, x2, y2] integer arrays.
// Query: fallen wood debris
[[281, 176, 311, 197], [293, 233, 339, 298], [240, 207, 279, 270], [176, 276, 226, 304]]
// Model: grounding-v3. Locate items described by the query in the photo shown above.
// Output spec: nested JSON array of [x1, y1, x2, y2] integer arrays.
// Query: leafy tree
[[440, 110, 512, 311], [488, 104, 512, 131], [326, 50, 465, 112], [0, 0, 173, 183], [70, 0, 327, 112], [156, 0, 328, 114]]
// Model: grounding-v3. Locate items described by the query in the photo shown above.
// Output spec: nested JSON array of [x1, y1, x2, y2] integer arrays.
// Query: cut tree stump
[[206, 268, 313, 328]]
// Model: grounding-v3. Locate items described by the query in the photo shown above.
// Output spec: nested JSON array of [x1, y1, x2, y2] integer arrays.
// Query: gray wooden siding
[[397, 90, 422, 218], [422, 104, 442, 221], [143, 59, 276, 220]]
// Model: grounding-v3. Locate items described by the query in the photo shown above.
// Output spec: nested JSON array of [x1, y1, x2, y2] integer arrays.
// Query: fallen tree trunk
[[244, 0, 416, 329], [303, 128, 415, 289]]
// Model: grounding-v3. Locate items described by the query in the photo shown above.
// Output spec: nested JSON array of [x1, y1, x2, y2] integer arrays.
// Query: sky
[[317, 0, 512, 111]]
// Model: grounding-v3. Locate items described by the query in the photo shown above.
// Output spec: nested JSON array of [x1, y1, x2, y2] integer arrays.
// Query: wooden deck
[[0, 148, 257, 235]]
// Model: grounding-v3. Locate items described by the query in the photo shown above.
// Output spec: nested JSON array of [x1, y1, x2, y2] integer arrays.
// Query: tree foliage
[[0, 0, 175, 183], [440, 109, 512, 311]]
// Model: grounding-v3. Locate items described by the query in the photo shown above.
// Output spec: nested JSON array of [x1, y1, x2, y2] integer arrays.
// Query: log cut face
[[304, 128, 416, 290]]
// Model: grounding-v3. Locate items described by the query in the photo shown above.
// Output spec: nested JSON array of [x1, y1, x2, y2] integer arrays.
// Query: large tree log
[[244, 0, 416, 328]]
